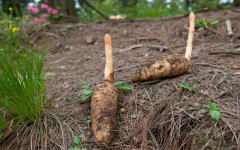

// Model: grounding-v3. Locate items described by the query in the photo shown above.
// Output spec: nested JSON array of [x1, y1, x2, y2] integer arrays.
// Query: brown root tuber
[[131, 12, 195, 82], [91, 34, 119, 148]]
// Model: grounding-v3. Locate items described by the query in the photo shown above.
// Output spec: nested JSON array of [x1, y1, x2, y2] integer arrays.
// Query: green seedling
[[87, 116, 91, 124], [183, 96, 189, 100], [179, 83, 197, 92], [119, 133, 123, 139], [198, 101, 221, 121], [195, 19, 219, 28], [114, 82, 132, 90], [81, 83, 132, 100], [68, 135, 87, 150], [81, 84, 93, 100]]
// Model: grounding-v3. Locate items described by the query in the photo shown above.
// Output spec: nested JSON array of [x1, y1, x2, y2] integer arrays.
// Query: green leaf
[[82, 84, 89, 90], [208, 102, 217, 111], [81, 90, 92, 95], [74, 136, 80, 146], [179, 83, 192, 91], [82, 92, 93, 100], [183, 96, 189, 100], [192, 84, 197, 90], [114, 82, 122, 86], [68, 148, 74, 150], [74, 147, 81, 150], [209, 110, 221, 121], [87, 116, 91, 124], [81, 90, 93, 100], [114, 82, 132, 90], [0, 132, 4, 140], [119, 133, 123, 139], [198, 109, 207, 114], [117, 84, 132, 90], [82, 148, 88, 150], [210, 20, 219, 25]]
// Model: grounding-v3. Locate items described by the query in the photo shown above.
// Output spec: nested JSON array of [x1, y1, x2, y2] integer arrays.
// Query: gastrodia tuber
[[91, 34, 119, 148], [131, 12, 195, 82]]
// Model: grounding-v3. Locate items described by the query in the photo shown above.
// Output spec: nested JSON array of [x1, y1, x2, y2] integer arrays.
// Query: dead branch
[[113, 64, 145, 72], [149, 45, 169, 52], [119, 45, 142, 52], [209, 51, 240, 55], [195, 63, 224, 69], [82, 0, 109, 20], [203, 19, 218, 34]]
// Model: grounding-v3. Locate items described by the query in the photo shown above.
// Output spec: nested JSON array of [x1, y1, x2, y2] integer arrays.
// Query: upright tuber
[[131, 12, 195, 82], [91, 34, 119, 148]]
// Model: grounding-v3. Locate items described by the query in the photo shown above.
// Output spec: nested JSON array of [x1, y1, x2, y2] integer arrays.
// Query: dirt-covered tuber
[[131, 12, 195, 82]]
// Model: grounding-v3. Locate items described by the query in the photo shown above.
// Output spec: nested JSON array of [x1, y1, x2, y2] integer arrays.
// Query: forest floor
[[25, 8, 240, 150]]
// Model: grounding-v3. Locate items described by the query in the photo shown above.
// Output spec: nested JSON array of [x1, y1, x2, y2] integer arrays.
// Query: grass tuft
[[0, 18, 48, 149]]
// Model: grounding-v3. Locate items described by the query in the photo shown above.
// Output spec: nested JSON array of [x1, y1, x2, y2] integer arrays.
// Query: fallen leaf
[[231, 65, 239, 70]]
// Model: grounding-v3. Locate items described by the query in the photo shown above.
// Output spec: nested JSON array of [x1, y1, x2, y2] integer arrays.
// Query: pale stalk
[[185, 12, 195, 61], [104, 34, 114, 82]]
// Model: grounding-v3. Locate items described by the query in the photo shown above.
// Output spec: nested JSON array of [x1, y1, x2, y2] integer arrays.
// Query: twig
[[149, 45, 169, 52], [148, 129, 160, 150], [137, 37, 159, 41], [119, 45, 142, 52], [82, 0, 109, 20], [209, 51, 240, 55], [226, 19, 233, 35], [113, 64, 145, 72], [195, 63, 224, 69], [141, 79, 161, 85], [42, 32, 60, 39], [203, 19, 218, 34]]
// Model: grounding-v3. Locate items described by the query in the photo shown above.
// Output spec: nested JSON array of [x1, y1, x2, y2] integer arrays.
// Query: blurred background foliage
[[0, 0, 239, 22]]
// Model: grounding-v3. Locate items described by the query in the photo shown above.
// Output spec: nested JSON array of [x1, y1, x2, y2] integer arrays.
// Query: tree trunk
[[234, 0, 240, 7], [41, 0, 78, 23], [185, 0, 189, 10]]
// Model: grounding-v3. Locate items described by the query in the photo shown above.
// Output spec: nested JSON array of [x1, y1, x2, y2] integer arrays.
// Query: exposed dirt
[[25, 8, 240, 149]]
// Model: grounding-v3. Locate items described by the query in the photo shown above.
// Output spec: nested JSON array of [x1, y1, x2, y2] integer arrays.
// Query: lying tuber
[[131, 12, 195, 82], [91, 34, 119, 147]]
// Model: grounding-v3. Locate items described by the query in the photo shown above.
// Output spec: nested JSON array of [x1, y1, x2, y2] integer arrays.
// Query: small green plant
[[183, 96, 189, 100], [114, 82, 132, 90], [195, 19, 219, 28], [68, 135, 87, 150], [81, 83, 132, 100], [119, 133, 123, 139], [179, 83, 197, 92], [0, 19, 49, 149], [81, 84, 93, 100], [87, 116, 91, 124], [198, 101, 221, 121]]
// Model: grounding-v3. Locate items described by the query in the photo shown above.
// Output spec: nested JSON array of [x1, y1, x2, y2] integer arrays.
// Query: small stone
[[59, 66, 66, 69], [45, 72, 56, 76], [235, 72, 240, 75], [131, 114, 137, 119], [120, 108, 125, 113], [139, 100, 146, 104]]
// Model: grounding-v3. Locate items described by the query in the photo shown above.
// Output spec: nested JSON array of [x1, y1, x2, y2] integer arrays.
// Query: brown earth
[[25, 8, 240, 150]]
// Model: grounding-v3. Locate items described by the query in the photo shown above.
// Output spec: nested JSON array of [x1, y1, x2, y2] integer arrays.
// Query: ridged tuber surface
[[131, 12, 195, 82], [131, 54, 189, 82], [91, 34, 119, 148], [91, 80, 119, 147]]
